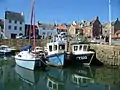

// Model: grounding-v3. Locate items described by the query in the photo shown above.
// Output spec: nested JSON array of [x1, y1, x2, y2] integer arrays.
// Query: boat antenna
[[109, 0, 112, 45]]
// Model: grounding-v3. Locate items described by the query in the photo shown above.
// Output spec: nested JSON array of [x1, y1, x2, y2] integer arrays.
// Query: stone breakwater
[[90, 44, 120, 66]]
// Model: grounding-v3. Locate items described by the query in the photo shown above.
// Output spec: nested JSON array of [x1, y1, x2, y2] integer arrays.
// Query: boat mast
[[29, 0, 34, 44], [33, 0, 36, 55], [109, 0, 112, 45]]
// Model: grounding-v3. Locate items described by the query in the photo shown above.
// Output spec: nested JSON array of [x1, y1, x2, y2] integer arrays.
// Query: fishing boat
[[45, 40, 68, 67], [70, 42, 95, 66], [15, 0, 44, 70], [0, 45, 12, 55]]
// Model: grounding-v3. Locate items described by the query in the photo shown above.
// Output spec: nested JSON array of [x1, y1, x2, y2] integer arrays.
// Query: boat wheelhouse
[[71, 42, 95, 66]]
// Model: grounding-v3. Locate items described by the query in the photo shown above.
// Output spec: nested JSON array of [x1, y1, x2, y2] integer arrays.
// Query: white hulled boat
[[0, 45, 12, 55], [15, 0, 43, 70], [15, 45, 41, 70]]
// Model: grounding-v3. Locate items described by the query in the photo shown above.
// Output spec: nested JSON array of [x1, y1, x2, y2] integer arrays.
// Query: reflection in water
[[15, 65, 40, 88], [70, 66, 94, 87], [46, 67, 66, 90], [0, 57, 119, 90]]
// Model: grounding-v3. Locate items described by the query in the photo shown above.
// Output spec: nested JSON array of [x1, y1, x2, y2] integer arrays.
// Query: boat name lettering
[[76, 56, 87, 60]]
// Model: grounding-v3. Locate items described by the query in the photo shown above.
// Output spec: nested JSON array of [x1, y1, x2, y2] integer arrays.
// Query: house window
[[20, 21, 22, 24], [19, 27, 22, 30], [14, 26, 17, 30], [75, 29, 79, 34], [43, 27, 45, 30], [42, 32, 45, 35], [14, 21, 17, 24], [8, 26, 11, 29], [9, 20, 11, 23]]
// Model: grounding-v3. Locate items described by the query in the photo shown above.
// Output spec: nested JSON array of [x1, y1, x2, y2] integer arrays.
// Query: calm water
[[0, 57, 120, 90]]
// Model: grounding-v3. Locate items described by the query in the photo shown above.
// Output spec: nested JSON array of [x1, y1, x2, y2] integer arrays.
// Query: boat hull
[[73, 53, 94, 65], [0, 51, 12, 56], [46, 53, 66, 67], [15, 58, 41, 70]]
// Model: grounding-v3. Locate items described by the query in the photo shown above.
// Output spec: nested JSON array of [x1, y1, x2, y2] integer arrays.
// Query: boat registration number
[[76, 56, 87, 60]]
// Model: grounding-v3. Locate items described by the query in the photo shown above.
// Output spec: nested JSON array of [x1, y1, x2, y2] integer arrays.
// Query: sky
[[0, 0, 120, 24]]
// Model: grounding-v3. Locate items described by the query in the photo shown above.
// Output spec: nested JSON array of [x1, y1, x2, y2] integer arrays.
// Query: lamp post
[[109, 0, 112, 45]]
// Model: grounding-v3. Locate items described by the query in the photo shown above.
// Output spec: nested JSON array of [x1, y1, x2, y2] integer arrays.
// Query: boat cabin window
[[74, 46, 78, 51], [48, 80, 57, 90], [83, 45, 88, 51], [79, 45, 82, 50], [1, 47, 6, 50], [73, 76, 77, 83], [48, 81, 52, 88], [49, 45, 52, 51], [59, 45, 65, 50], [54, 45, 57, 50]]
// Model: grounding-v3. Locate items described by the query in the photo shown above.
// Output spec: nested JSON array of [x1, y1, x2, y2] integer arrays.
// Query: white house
[[4, 11, 25, 39], [37, 23, 58, 39]]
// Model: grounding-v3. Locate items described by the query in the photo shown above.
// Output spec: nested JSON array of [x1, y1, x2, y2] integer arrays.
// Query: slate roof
[[5, 11, 25, 22], [37, 22, 55, 29]]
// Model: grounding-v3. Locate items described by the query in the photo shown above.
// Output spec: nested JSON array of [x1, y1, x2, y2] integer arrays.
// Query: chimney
[[21, 12, 24, 16]]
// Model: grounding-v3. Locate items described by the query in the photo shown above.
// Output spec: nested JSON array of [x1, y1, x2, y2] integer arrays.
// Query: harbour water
[[0, 57, 120, 90]]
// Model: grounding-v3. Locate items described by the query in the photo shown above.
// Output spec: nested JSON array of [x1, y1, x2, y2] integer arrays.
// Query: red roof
[[56, 24, 67, 30], [0, 19, 4, 22]]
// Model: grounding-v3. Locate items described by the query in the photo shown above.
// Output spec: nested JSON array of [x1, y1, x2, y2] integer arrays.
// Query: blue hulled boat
[[46, 40, 68, 67]]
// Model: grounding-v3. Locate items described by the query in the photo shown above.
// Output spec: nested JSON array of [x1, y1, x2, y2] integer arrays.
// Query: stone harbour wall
[[0, 39, 49, 50], [90, 44, 120, 66]]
